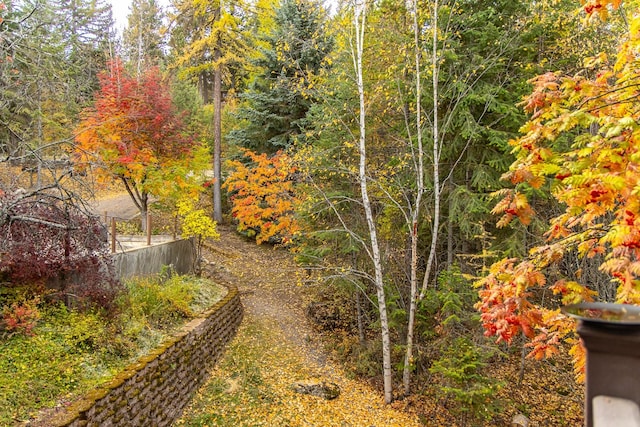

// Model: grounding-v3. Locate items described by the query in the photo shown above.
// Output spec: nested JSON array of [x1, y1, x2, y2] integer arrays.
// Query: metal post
[[173, 214, 177, 241], [565, 303, 640, 427]]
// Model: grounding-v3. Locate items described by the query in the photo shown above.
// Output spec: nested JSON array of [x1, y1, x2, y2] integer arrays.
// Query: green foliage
[[0, 0, 113, 153], [121, 273, 224, 327], [151, 143, 213, 220], [0, 305, 116, 424], [227, 0, 333, 154], [122, 0, 166, 72], [432, 266, 480, 331], [415, 266, 504, 423], [430, 337, 503, 424], [0, 274, 225, 424]]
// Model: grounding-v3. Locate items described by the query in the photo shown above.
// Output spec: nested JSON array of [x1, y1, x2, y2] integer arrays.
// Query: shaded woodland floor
[[175, 226, 584, 426]]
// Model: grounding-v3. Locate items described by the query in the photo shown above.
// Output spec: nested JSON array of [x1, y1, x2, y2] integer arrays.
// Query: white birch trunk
[[420, 0, 441, 300], [402, 0, 425, 396], [353, 0, 393, 404]]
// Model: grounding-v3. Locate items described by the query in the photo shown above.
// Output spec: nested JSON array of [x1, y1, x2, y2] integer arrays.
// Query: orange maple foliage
[[581, 0, 623, 20], [75, 59, 195, 214], [477, 0, 639, 381], [224, 149, 300, 245]]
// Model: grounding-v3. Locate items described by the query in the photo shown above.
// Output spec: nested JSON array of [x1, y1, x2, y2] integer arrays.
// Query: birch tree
[[351, 0, 393, 403], [403, 0, 538, 395], [296, 0, 547, 400], [402, 0, 425, 396], [122, 0, 165, 75]]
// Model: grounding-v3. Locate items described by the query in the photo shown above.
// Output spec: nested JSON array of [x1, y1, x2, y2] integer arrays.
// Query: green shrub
[[0, 274, 225, 424], [120, 273, 224, 328], [430, 337, 503, 425]]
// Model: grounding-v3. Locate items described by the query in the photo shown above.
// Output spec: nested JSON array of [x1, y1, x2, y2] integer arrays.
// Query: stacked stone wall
[[50, 286, 243, 427]]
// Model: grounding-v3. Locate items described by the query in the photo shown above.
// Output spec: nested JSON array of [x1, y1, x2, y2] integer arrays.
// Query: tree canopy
[[75, 60, 201, 230], [477, 0, 638, 378]]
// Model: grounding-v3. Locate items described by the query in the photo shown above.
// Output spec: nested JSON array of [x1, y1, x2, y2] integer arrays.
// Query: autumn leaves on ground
[[173, 227, 583, 427], [175, 227, 419, 426]]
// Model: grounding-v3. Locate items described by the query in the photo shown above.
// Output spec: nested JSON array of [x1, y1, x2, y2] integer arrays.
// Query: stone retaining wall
[[50, 285, 243, 427]]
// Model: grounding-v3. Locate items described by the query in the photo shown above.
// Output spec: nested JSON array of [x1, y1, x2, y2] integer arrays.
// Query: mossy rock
[[291, 381, 340, 400]]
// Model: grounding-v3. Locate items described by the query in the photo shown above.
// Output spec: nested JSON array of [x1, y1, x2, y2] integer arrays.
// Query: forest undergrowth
[[176, 227, 584, 426]]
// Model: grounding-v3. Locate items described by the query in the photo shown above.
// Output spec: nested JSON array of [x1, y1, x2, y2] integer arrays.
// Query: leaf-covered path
[[175, 226, 421, 426]]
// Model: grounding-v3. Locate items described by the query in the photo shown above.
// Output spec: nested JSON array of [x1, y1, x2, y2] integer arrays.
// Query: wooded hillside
[[0, 0, 635, 424]]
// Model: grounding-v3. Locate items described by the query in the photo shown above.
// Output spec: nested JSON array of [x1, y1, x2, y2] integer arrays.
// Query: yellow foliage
[[178, 198, 220, 242]]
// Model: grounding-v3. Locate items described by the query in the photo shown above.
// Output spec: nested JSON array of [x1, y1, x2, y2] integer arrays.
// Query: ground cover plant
[[0, 273, 226, 425]]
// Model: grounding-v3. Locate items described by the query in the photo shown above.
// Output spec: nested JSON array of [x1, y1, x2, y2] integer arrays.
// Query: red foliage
[[75, 59, 194, 188], [0, 192, 122, 312], [478, 0, 632, 380], [2, 299, 40, 336]]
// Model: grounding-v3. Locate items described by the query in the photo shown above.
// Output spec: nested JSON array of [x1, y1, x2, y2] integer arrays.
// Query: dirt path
[[203, 226, 328, 366], [90, 193, 140, 221], [175, 226, 421, 426]]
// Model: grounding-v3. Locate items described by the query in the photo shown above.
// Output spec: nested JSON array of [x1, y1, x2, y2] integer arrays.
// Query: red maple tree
[[75, 59, 196, 230]]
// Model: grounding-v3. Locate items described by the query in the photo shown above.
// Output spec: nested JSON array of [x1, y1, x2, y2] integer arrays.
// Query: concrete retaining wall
[[51, 285, 243, 427], [113, 237, 195, 280]]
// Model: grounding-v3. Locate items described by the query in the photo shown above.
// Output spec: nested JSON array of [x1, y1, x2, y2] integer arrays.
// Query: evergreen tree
[[55, 0, 116, 115], [228, 0, 333, 154], [0, 1, 51, 156], [1, 0, 116, 161], [122, 0, 166, 75]]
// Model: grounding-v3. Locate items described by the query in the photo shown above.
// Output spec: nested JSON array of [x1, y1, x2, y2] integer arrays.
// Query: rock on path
[[176, 226, 422, 427]]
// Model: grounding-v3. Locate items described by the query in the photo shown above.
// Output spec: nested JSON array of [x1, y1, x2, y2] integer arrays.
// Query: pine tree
[[122, 0, 166, 75], [228, 0, 333, 154], [0, 0, 116, 166], [55, 0, 116, 115], [170, 0, 249, 222]]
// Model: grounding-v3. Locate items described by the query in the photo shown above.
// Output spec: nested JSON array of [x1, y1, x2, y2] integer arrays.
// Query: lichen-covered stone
[[291, 381, 341, 400]]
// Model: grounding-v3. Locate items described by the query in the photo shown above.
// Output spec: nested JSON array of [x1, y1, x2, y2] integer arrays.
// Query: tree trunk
[[121, 177, 148, 232], [213, 6, 223, 223], [447, 181, 454, 267], [402, 0, 425, 396], [356, 289, 366, 346], [353, 0, 393, 404], [140, 192, 149, 232], [420, 0, 441, 300]]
